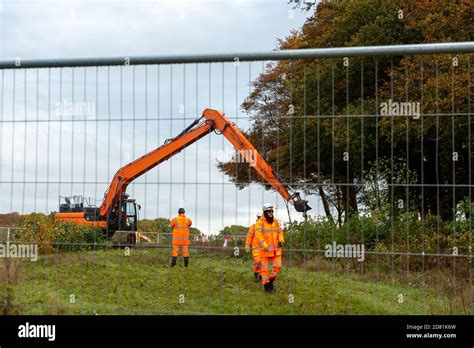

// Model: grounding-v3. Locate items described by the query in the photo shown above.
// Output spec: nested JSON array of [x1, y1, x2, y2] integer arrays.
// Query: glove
[[245, 248, 250, 254], [278, 241, 284, 248]]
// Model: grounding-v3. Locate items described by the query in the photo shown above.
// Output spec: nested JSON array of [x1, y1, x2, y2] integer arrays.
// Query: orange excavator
[[55, 108, 310, 242]]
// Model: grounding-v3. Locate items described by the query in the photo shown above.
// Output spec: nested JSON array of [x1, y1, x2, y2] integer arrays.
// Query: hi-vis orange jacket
[[254, 216, 284, 257], [170, 213, 192, 246], [245, 223, 261, 251]]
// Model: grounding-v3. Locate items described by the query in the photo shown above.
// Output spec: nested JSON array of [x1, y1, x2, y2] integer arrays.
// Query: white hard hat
[[262, 203, 273, 211]]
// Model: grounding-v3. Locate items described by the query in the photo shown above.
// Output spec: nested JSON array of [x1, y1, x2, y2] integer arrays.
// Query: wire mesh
[[0, 45, 472, 315]]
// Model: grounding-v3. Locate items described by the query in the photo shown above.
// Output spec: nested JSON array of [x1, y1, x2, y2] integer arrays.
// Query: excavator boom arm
[[202, 109, 310, 213], [99, 108, 310, 218], [98, 119, 214, 217], [202, 109, 291, 200]]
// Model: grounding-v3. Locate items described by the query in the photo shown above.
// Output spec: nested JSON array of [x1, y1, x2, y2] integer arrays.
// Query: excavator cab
[[110, 195, 142, 245], [115, 195, 139, 232]]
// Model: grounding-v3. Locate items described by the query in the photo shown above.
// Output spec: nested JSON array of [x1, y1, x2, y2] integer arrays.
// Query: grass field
[[0, 248, 469, 315]]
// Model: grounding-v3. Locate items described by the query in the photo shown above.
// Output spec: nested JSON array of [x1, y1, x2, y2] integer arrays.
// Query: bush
[[51, 222, 106, 252], [285, 212, 471, 276], [285, 217, 327, 250], [14, 213, 56, 254], [285, 214, 386, 251], [14, 213, 105, 254], [337, 215, 388, 248]]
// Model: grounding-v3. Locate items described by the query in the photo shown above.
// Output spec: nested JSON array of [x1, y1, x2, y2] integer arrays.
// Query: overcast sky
[[0, 0, 319, 234]]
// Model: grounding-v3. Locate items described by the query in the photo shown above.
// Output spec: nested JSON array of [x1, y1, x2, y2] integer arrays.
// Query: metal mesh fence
[[0, 43, 472, 314]]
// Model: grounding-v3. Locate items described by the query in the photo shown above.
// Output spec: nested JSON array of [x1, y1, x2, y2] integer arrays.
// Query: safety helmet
[[262, 203, 273, 212], [178, 207, 185, 214]]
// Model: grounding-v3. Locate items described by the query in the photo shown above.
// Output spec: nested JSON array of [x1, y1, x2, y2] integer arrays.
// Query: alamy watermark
[[325, 241, 365, 262], [0, 242, 38, 262], [18, 322, 55, 341], [380, 99, 420, 119], [216, 148, 258, 167], [55, 99, 96, 118]]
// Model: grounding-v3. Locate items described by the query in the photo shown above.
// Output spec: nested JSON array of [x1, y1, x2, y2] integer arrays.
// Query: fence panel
[[0, 43, 473, 314]]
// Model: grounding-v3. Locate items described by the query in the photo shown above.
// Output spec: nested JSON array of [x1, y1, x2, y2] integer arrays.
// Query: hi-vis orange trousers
[[260, 254, 282, 284], [172, 244, 190, 257], [252, 250, 261, 273]]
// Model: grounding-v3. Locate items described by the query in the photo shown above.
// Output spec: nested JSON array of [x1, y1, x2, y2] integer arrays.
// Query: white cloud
[[0, 0, 308, 58]]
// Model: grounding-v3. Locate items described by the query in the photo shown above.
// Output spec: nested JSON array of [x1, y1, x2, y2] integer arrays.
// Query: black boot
[[171, 256, 177, 267], [269, 278, 275, 292], [263, 282, 272, 293], [254, 272, 260, 283], [184, 257, 189, 267]]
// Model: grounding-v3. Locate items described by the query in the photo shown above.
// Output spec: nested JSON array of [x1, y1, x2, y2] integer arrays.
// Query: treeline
[[138, 217, 204, 239], [0, 213, 24, 227]]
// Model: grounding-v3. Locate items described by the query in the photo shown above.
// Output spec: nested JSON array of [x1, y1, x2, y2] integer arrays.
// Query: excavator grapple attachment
[[294, 199, 311, 213], [291, 192, 311, 213]]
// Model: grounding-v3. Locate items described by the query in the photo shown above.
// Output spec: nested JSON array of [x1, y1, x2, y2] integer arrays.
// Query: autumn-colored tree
[[218, 0, 473, 223], [0, 213, 24, 227]]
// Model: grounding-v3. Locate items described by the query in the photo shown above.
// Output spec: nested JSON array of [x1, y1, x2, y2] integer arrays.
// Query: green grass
[[0, 248, 467, 315]]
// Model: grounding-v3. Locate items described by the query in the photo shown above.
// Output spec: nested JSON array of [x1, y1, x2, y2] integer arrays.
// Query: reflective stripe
[[272, 262, 282, 266], [172, 216, 190, 230], [261, 229, 280, 233], [172, 237, 189, 241]]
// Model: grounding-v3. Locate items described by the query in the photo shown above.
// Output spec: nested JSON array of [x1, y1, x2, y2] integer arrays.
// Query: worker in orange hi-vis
[[169, 207, 192, 267], [245, 215, 262, 283], [254, 203, 285, 293]]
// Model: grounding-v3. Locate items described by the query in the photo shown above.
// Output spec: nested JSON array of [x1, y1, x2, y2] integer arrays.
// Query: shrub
[[51, 222, 106, 252], [14, 213, 56, 254], [14, 213, 105, 254], [285, 215, 385, 250], [285, 211, 471, 276]]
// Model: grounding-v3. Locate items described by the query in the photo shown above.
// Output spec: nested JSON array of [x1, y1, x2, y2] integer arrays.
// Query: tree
[[138, 217, 203, 241], [0, 213, 24, 227], [218, 225, 248, 239], [218, 0, 473, 222]]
